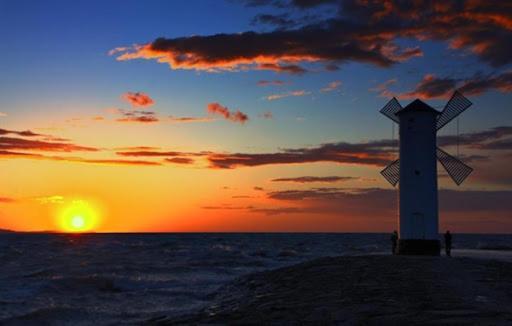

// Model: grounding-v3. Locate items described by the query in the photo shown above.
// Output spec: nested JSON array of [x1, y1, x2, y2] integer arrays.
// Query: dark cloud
[[112, 18, 415, 73], [251, 13, 297, 28], [115, 110, 159, 124], [267, 187, 512, 214], [438, 126, 512, 149], [113, 1, 512, 74], [403, 74, 458, 99], [271, 176, 358, 183], [459, 154, 490, 163], [290, 0, 339, 8], [0, 137, 97, 152], [207, 103, 249, 124], [248, 206, 305, 216], [477, 139, 512, 151], [238, 0, 287, 7], [165, 157, 194, 164], [403, 72, 512, 99], [109, 126, 511, 171], [0, 129, 43, 137], [459, 71, 512, 96], [257, 63, 307, 74], [203, 126, 511, 169], [207, 140, 396, 169], [0, 150, 42, 158]]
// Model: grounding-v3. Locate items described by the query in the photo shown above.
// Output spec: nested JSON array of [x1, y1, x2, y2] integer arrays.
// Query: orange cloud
[[121, 92, 155, 108], [207, 102, 249, 124], [0, 197, 15, 203]]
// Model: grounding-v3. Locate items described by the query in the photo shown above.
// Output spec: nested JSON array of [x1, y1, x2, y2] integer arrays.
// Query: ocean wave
[[46, 275, 122, 293], [1, 307, 95, 326]]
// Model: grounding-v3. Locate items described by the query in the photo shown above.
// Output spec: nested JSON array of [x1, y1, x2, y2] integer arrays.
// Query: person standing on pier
[[444, 231, 452, 257]]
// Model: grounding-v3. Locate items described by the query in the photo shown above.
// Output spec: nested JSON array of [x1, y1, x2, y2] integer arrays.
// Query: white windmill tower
[[380, 91, 473, 255]]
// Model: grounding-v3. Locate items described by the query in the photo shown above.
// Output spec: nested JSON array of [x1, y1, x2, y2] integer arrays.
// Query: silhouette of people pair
[[391, 230, 398, 255], [444, 230, 452, 257]]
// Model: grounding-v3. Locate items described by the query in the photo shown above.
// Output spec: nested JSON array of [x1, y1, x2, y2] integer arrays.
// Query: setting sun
[[71, 216, 85, 229], [59, 200, 99, 232]]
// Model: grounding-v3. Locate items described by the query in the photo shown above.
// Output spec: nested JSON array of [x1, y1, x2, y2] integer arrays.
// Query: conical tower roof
[[396, 99, 441, 116]]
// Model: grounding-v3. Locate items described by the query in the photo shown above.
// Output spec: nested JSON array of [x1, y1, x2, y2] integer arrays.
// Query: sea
[[0, 232, 511, 324]]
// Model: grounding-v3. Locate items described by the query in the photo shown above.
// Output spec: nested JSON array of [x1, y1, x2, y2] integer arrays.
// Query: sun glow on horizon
[[59, 200, 100, 232]]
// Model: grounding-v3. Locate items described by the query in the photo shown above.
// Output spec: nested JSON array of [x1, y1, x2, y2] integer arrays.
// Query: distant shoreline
[[2, 230, 512, 235]]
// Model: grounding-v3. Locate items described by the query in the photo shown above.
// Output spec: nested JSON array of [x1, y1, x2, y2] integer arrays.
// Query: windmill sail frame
[[379, 91, 473, 187]]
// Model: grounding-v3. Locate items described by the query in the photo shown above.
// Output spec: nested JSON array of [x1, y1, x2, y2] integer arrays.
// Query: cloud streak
[[320, 80, 341, 92], [265, 90, 309, 101], [207, 140, 396, 169], [257, 80, 286, 87], [0, 137, 97, 152], [115, 110, 159, 124], [168, 116, 213, 123], [271, 176, 358, 183]]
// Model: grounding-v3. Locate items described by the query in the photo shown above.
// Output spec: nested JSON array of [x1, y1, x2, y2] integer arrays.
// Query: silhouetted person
[[444, 230, 452, 257], [391, 230, 398, 255]]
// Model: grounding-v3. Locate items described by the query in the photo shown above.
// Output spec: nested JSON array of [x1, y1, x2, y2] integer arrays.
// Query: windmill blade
[[379, 97, 402, 123], [437, 147, 473, 185], [381, 159, 400, 186], [436, 91, 472, 130]]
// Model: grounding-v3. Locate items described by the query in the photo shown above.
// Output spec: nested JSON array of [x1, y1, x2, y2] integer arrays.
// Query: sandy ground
[[153, 253, 512, 325]]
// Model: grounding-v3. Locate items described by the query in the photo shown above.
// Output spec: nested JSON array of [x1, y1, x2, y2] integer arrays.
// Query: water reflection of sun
[[59, 200, 99, 232]]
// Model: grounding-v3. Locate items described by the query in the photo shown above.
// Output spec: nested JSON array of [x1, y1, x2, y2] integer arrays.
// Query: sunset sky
[[0, 0, 511, 232]]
